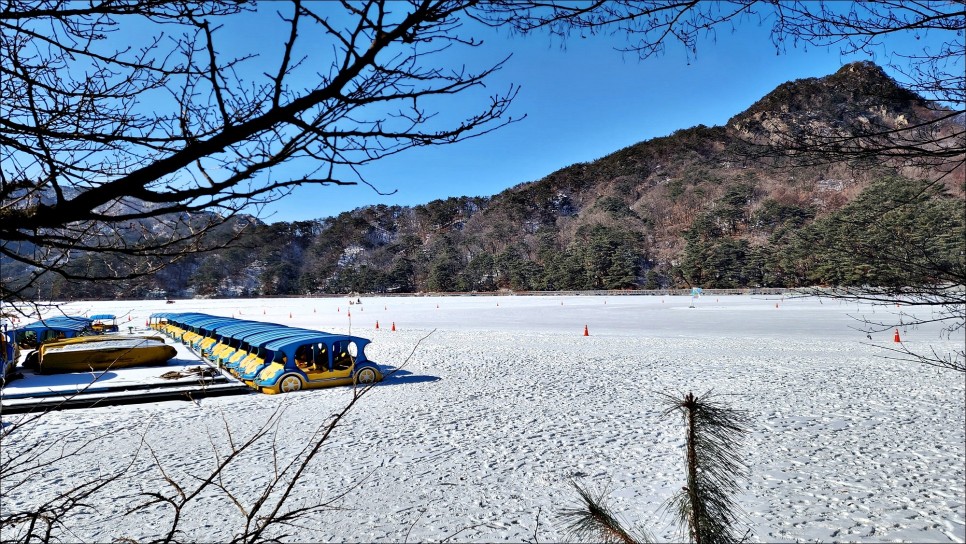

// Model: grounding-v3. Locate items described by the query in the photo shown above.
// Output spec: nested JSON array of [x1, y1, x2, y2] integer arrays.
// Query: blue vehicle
[[151, 312, 212, 341], [186, 319, 235, 350], [13, 316, 93, 348], [210, 323, 284, 367], [145, 312, 383, 395], [227, 328, 317, 381], [193, 319, 263, 355], [1, 328, 19, 385], [90, 314, 119, 333], [254, 333, 382, 394], [179, 316, 239, 349], [232, 327, 345, 383]]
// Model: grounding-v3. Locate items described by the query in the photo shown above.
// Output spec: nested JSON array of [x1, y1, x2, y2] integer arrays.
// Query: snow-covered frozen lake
[[2, 294, 964, 542]]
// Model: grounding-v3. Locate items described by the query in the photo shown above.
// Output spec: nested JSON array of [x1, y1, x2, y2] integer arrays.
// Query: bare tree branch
[[1, 0, 522, 304]]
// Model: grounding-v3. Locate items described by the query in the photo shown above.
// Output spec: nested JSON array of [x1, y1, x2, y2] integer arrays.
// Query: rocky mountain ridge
[[12, 61, 963, 298]]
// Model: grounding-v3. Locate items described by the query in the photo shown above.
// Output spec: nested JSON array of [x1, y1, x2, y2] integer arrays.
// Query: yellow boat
[[32, 335, 177, 374]]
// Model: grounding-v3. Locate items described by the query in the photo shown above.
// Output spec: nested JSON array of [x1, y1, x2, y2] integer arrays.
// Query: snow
[[40, 337, 168, 354], [1, 337, 241, 404], [2, 294, 964, 543]]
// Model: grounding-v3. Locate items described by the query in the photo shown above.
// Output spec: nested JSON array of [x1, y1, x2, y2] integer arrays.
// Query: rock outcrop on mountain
[[730, 61, 933, 142]]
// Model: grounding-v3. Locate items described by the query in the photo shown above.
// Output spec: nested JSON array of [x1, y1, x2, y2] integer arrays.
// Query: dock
[[1, 333, 250, 414]]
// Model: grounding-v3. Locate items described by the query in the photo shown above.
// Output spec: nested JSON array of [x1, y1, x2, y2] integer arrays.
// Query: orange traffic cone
[[583, 325, 589, 336], [375, 321, 380, 330], [894, 329, 901, 342], [391, 322, 396, 332]]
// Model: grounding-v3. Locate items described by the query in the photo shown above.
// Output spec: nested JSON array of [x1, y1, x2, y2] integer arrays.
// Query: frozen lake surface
[[2, 294, 963, 542]]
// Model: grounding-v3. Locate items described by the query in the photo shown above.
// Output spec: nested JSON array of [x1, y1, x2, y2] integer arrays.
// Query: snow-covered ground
[[2, 294, 964, 543]]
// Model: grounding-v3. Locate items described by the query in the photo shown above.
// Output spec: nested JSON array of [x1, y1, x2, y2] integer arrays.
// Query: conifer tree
[[561, 391, 750, 543]]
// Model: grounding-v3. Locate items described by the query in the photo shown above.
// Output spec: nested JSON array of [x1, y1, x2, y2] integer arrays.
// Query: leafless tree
[[839, 286, 964, 372], [0, 330, 436, 543], [1, 388, 362, 542], [1, 0, 521, 305]]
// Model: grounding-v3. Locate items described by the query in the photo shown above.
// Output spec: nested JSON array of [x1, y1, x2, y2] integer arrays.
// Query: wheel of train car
[[279, 374, 303, 393], [355, 367, 378, 385]]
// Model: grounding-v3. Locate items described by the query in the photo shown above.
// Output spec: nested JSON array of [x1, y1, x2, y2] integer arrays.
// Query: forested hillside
[[8, 62, 963, 299]]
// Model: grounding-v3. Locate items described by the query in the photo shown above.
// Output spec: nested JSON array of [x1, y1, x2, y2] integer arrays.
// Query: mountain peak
[[831, 60, 891, 80], [728, 61, 928, 139]]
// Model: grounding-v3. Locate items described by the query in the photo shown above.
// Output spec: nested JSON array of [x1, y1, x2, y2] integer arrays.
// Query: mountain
[[729, 61, 934, 141], [13, 62, 964, 299]]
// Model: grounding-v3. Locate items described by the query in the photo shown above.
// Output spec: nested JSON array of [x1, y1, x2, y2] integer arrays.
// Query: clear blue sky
[[239, 6, 949, 224]]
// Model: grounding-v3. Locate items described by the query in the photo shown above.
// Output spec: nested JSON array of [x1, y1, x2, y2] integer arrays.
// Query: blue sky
[[244, 6, 949, 223]]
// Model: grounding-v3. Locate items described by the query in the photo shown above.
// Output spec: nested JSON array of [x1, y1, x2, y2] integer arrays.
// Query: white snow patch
[[1, 295, 963, 543]]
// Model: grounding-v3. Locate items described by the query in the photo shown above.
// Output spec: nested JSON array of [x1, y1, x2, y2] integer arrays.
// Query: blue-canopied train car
[[90, 314, 119, 333], [254, 333, 382, 394], [213, 323, 285, 368], [13, 316, 93, 348], [228, 328, 317, 382]]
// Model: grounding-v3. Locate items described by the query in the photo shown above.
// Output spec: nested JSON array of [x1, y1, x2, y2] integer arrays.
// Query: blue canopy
[[182, 316, 235, 331], [222, 329, 310, 365], [178, 314, 224, 326], [262, 332, 364, 362], [14, 315, 93, 343], [18, 316, 92, 333], [232, 324, 294, 344], [150, 312, 211, 325], [168, 313, 216, 327], [149, 311, 185, 320], [186, 317, 258, 348], [242, 328, 320, 351], [212, 322, 285, 343]]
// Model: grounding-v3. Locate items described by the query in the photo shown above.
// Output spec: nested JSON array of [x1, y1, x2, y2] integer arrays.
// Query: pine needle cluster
[[661, 391, 750, 544], [559, 480, 651, 544], [560, 390, 750, 544]]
